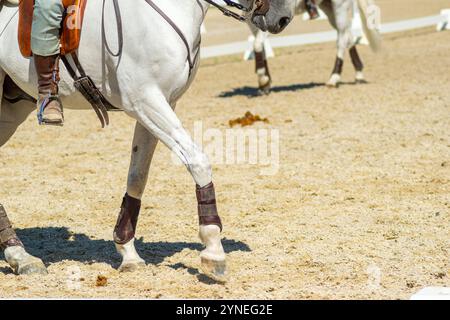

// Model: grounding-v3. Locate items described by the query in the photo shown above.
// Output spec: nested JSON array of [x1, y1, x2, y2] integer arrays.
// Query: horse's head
[[248, 0, 296, 34]]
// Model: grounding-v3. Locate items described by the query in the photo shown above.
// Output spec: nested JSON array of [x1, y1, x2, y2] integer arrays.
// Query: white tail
[[356, 0, 382, 52]]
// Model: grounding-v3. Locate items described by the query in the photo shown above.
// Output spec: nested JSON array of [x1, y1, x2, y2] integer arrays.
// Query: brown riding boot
[[34, 54, 64, 126], [305, 0, 320, 20]]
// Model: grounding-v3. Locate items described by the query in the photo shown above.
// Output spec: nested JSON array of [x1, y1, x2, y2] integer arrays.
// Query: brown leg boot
[[34, 54, 64, 126], [305, 0, 320, 20]]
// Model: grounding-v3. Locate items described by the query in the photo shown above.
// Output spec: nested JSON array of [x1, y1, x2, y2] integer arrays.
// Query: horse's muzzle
[[252, 15, 268, 32], [252, 15, 291, 34]]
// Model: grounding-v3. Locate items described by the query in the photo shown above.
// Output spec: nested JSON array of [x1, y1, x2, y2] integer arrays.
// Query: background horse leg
[[128, 89, 226, 281], [0, 96, 47, 275], [114, 121, 158, 272], [249, 22, 272, 94], [324, 0, 354, 87], [349, 45, 367, 83]]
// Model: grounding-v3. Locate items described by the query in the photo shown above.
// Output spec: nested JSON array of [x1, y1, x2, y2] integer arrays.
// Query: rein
[[203, 0, 251, 22], [202, 0, 270, 21]]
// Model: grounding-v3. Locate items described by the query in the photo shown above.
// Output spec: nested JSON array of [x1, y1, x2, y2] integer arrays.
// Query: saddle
[[16, 0, 119, 127], [18, 0, 87, 57]]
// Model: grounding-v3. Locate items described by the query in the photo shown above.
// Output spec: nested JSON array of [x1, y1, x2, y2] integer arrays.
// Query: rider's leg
[[305, 0, 320, 20], [31, 0, 64, 126]]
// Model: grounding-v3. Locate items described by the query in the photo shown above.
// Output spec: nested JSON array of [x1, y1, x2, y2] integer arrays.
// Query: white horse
[[248, 0, 381, 93], [0, 0, 296, 279]]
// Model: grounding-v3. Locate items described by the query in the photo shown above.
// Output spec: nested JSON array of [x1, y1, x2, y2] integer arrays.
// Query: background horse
[[0, 0, 296, 280], [248, 0, 382, 93]]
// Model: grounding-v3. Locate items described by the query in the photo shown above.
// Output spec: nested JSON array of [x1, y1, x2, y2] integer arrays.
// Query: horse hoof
[[258, 89, 270, 96], [201, 257, 226, 282], [17, 260, 48, 275], [118, 261, 145, 273], [258, 84, 271, 95], [326, 82, 339, 88]]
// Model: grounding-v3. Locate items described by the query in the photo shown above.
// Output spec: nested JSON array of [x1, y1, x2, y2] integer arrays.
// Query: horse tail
[[356, 0, 382, 53]]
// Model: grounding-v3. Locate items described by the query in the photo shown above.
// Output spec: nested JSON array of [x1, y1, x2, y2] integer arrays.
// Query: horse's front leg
[[113, 121, 158, 272], [327, 0, 353, 87], [349, 46, 367, 84], [249, 22, 271, 94], [129, 89, 226, 281]]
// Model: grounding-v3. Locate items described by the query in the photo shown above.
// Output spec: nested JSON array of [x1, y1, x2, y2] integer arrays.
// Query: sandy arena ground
[[0, 2, 449, 299]]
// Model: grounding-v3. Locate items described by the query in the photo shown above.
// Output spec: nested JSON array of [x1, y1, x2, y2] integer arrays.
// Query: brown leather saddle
[[18, 0, 87, 57], [15, 0, 118, 128]]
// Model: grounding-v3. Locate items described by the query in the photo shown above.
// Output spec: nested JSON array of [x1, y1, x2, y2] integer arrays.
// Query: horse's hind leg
[[349, 46, 366, 84], [126, 90, 226, 281], [0, 98, 47, 275], [249, 22, 271, 94], [114, 121, 158, 272], [0, 99, 35, 147]]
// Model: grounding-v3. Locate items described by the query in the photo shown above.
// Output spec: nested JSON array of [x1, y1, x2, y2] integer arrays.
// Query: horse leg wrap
[[332, 57, 344, 75], [255, 50, 271, 86], [255, 50, 266, 72], [113, 194, 141, 244], [349, 46, 364, 72], [0, 205, 23, 250], [196, 183, 222, 231]]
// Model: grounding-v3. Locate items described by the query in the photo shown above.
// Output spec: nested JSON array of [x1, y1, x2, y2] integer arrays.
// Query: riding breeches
[[31, 0, 64, 56]]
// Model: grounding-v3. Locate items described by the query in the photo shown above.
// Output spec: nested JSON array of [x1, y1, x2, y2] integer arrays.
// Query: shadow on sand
[[0, 227, 251, 278], [218, 80, 367, 98]]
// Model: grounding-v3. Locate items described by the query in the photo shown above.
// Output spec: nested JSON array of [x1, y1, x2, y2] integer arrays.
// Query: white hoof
[[326, 73, 341, 88], [355, 71, 367, 84], [200, 256, 226, 282], [4, 246, 48, 275], [115, 240, 145, 273], [257, 69, 271, 94], [118, 260, 145, 273], [199, 225, 226, 282]]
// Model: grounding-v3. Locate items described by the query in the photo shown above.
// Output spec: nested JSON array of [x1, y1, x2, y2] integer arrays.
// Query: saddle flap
[[61, 0, 87, 55], [18, 0, 87, 58], [18, 0, 33, 57]]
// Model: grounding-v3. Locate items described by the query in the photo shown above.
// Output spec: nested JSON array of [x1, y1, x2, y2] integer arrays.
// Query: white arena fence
[[200, 10, 450, 60]]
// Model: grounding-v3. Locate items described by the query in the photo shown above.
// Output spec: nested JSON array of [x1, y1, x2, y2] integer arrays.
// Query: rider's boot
[[305, 0, 320, 20], [34, 54, 64, 126]]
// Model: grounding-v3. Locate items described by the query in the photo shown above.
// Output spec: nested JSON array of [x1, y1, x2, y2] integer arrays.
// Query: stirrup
[[37, 94, 64, 126]]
